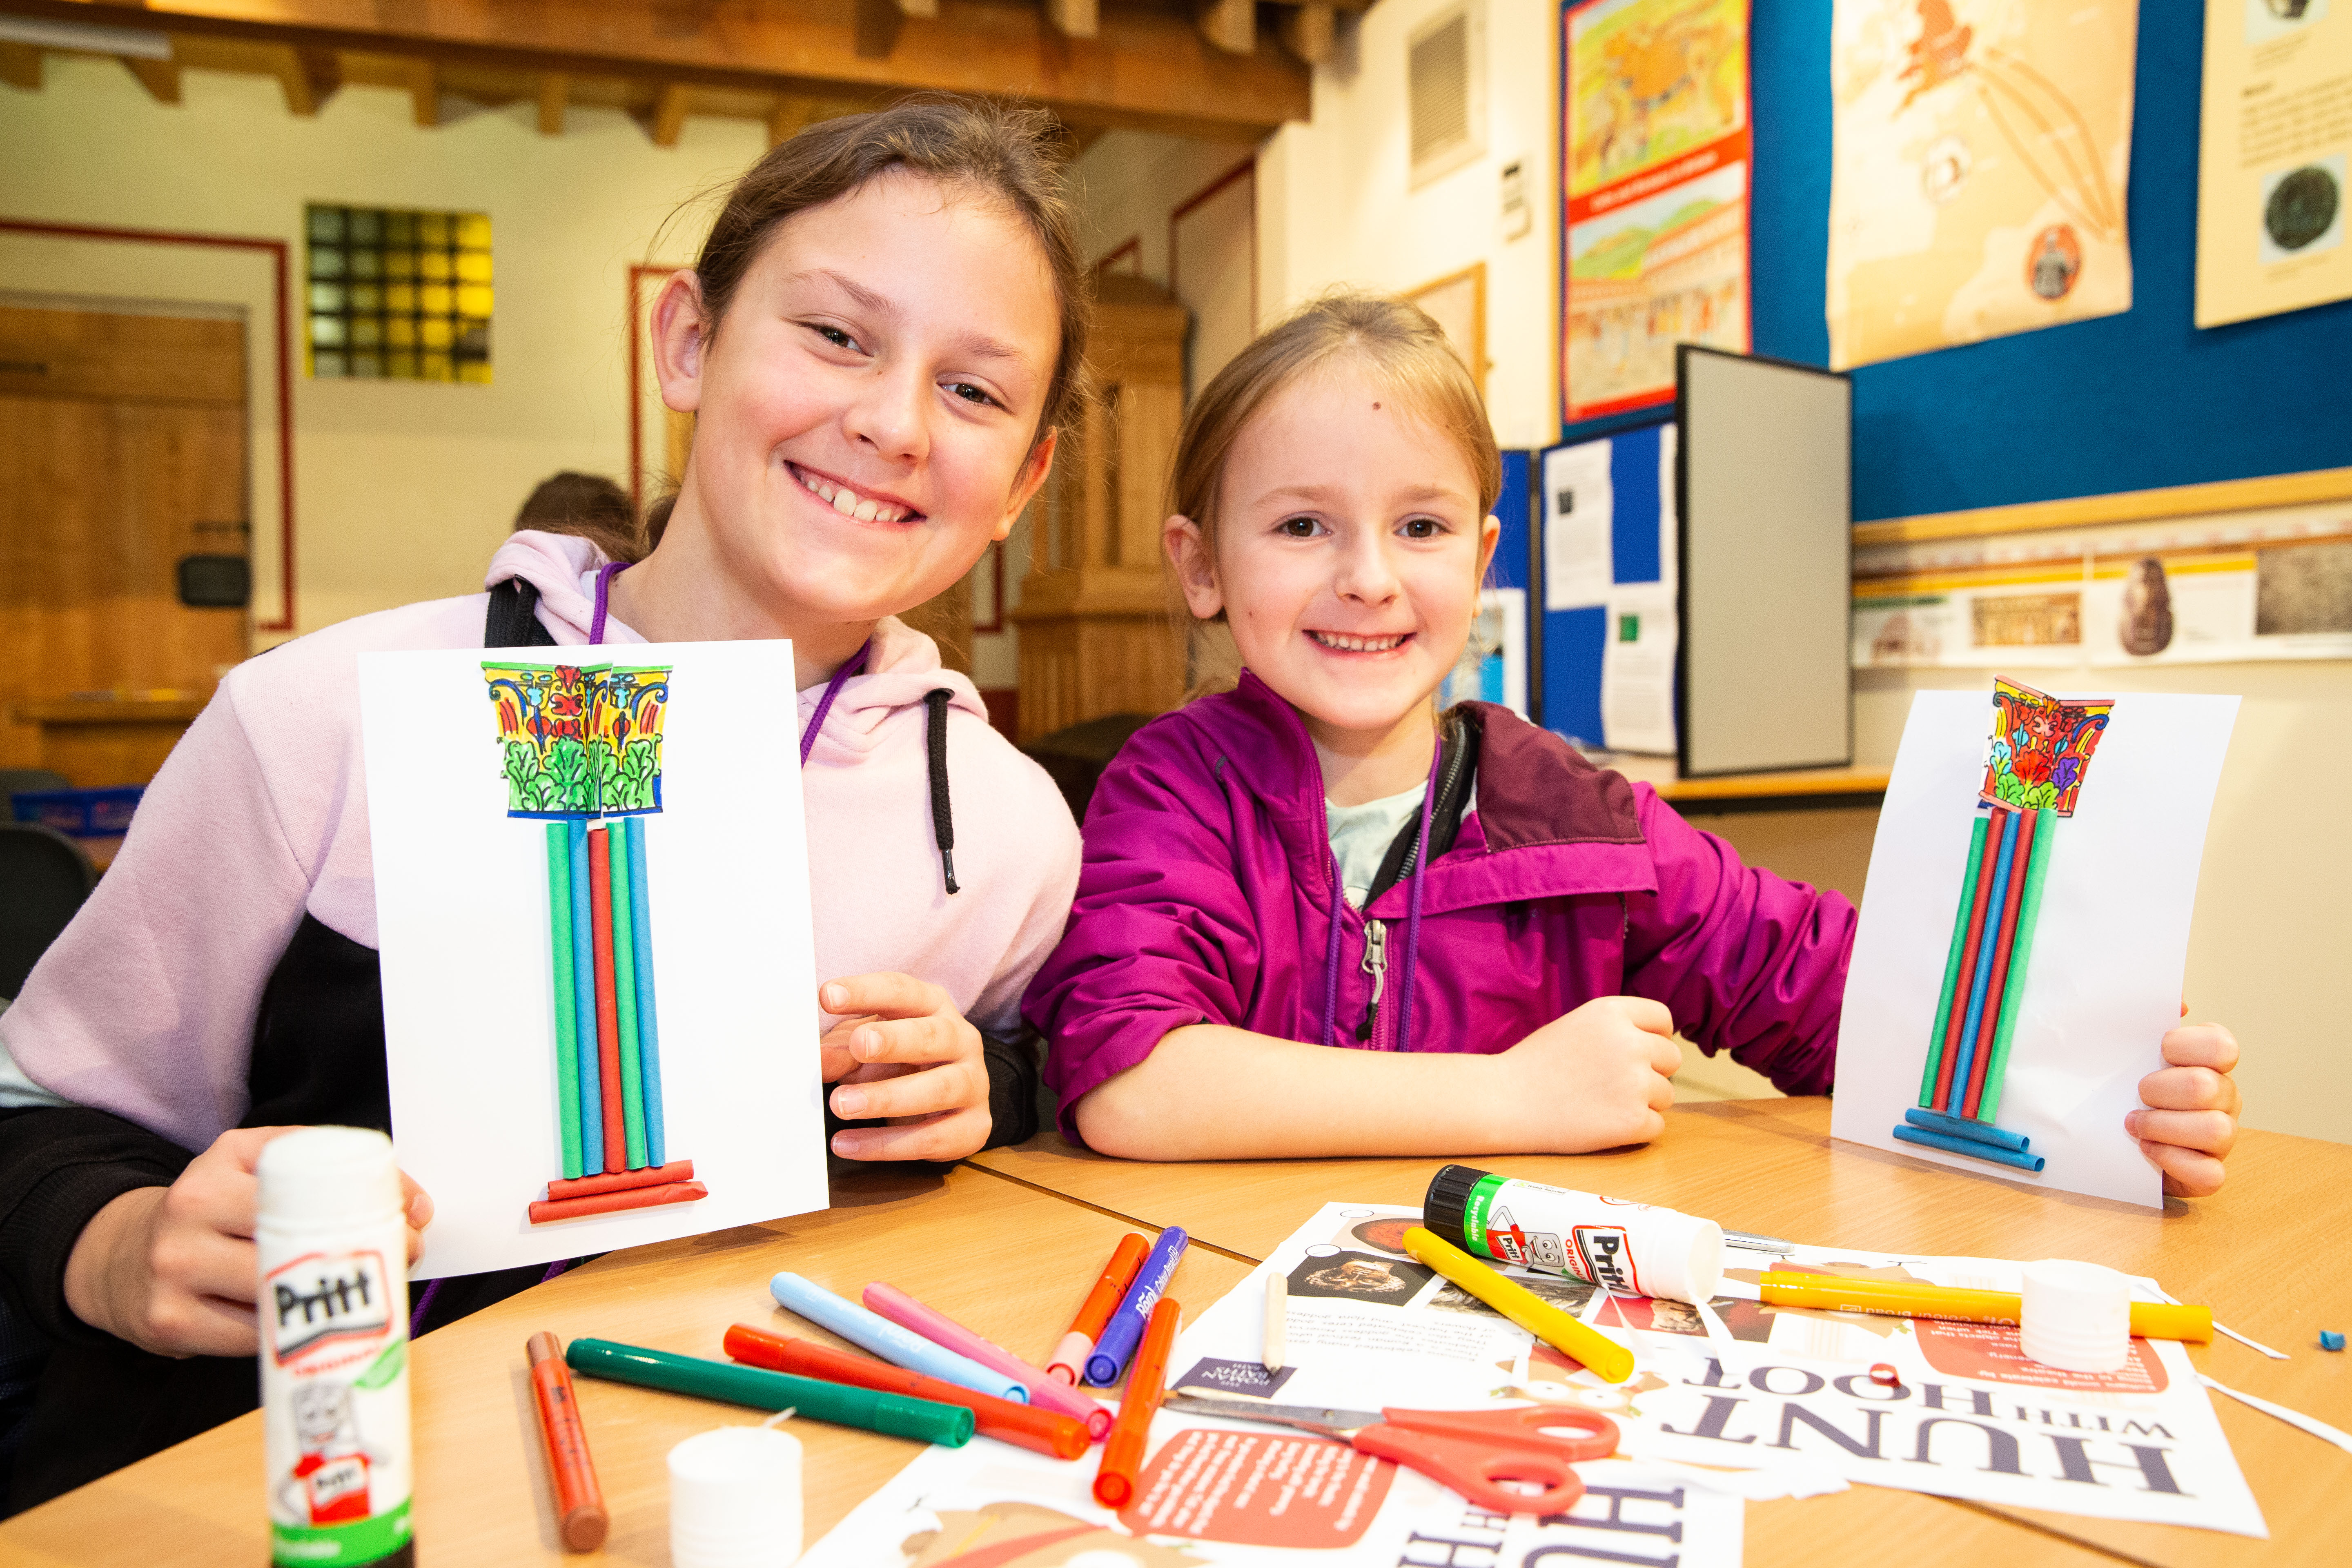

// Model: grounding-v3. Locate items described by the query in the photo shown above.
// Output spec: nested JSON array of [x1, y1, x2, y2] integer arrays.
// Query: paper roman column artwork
[[362, 642, 828, 1279], [1832, 678, 2239, 1208]]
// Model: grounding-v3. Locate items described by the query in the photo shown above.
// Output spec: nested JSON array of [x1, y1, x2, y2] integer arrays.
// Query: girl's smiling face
[[1169, 365, 1499, 763], [651, 170, 1061, 634]]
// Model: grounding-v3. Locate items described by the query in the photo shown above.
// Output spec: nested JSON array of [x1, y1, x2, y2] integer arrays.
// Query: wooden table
[[0, 1164, 1246, 1567], [1608, 753, 1893, 813], [974, 1098, 2352, 1566]]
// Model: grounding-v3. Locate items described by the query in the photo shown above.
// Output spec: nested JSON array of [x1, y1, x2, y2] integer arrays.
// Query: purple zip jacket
[[1025, 670, 1856, 1142]]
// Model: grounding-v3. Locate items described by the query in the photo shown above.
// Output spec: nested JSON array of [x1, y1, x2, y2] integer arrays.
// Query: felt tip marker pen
[[1086, 1227, 1187, 1387], [1048, 1234, 1150, 1385], [769, 1272, 1029, 1405]]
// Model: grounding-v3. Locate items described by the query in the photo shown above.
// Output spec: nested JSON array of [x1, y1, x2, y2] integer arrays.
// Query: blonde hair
[[1167, 290, 1502, 693]]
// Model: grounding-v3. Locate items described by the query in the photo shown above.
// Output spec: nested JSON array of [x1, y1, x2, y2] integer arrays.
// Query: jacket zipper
[[1356, 918, 1391, 1048]]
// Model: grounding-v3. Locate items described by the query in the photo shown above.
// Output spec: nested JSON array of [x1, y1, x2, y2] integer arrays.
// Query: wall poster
[[1826, 0, 2140, 370], [2196, 0, 2352, 326], [1561, 0, 1752, 422]]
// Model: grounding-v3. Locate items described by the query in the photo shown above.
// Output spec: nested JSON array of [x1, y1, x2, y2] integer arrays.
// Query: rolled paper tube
[[722, 1326, 1089, 1460], [1978, 808, 2054, 1124], [1962, 806, 2038, 1119], [1945, 808, 2021, 1116], [767, 1272, 1028, 1403], [1086, 1228, 1188, 1387], [1403, 1227, 1635, 1383], [608, 822, 648, 1171], [1902, 1108, 2031, 1152], [1931, 808, 2006, 1110], [1920, 814, 1990, 1107], [568, 820, 601, 1167], [546, 1159, 695, 1202], [1892, 1123, 2045, 1172], [545, 824, 584, 1180], [528, 1179, 706, 1225], [585, 828, 625, 1173], [1048, 1233, 1152, 1384], [1757, 1273, 2212, 1342], [1093, 1297, 1181, 1508], [864, 1282, 1113, 1439], [626, 815, 666, 1169], [565, 1338, 974, 1448]]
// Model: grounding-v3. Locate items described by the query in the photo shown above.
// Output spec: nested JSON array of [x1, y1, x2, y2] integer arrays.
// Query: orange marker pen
[[528, 1332, 609, 1551], [1093, 1297, 1180, 1509], [1048, 1234, 1150, 1384], [722, 1325, 1091, 1459]]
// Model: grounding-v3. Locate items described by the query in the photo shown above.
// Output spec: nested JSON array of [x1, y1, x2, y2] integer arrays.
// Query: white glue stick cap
[[2020, 1259, 2132, 1373], [256, 1127, 401, 1227], [669, 1426, 803, 1568], [1640, 1211, 1726, 1304]]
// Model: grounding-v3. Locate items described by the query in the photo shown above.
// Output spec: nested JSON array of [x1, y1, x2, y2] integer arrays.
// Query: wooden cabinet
[[1011, 275, 1190, 742]]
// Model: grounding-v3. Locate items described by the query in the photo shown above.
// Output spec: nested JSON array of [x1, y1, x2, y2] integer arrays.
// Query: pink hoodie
[[0, 532, 1080, 1152]]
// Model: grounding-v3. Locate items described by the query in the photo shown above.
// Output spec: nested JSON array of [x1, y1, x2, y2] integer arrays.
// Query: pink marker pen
[[863, 1281, 1114, 1440]]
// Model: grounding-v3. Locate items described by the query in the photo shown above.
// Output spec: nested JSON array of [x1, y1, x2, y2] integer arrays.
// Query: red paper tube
[[1962, 808, 2038, 1119], [546, 1160, 696, 1202], [723, 1325, 1090, 1460], [1930, 806, 2006, 1111], [587, 829, 625, 1174], [529, 1179, 706, 1225]]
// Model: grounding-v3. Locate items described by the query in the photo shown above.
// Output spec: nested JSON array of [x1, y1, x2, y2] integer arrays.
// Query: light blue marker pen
[[768, 1272, 1029, 1404]]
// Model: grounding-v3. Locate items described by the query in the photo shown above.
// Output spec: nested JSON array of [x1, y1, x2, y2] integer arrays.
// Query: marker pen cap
[[1045, 1332, 1091, 1384], [668, 1426, 801, 1568], [2020, 1259, 2131, 1373]]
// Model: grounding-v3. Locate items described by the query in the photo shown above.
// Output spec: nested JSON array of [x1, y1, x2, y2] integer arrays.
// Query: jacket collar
[[1196, 670, 1657, 911]]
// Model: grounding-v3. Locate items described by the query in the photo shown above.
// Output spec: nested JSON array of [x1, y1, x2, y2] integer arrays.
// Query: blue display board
[[1533, 421, 1673, 747], [1563, 0, 2352, 521]]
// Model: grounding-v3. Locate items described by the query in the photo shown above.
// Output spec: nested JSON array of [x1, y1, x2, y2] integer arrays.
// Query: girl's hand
[[819, 973, 992, 1162], [2129, 1022, 2240, 1198], [1496, 996, 1681, 1152], [62, 1126, 432, 1358]]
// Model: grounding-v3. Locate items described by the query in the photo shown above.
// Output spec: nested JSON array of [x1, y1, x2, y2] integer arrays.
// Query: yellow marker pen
[[1403, 1226, 1636, 1384]]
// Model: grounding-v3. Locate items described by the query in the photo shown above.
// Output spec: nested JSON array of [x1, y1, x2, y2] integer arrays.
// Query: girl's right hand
[[1498, 996, 1681, 1152], [62, 1126, 432, 1359]]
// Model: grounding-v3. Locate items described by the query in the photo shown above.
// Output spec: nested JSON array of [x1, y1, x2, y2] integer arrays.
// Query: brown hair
[[636, 95, 1092, 556], [1167, 290, 1503, 692], [513, 471, 637, 559]]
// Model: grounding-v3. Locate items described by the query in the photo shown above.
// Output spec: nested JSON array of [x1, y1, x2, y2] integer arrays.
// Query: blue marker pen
[[768, 1273, 1029, 1404], [1086, 1227, 1187, 1386]]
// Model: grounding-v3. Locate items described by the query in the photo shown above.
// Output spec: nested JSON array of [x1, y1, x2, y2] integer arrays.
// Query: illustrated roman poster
[[360, 641, 828, 1279], [1826, 0, 2140, 370], [1562, 0, 1753, 421], [2196, 0, 2352, 326], [1832, 682, 2239, 1209]]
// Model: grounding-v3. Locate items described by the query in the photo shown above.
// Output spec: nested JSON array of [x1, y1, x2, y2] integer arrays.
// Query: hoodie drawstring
[[589, 560, 626, 645], [923, 689, 960, 895]]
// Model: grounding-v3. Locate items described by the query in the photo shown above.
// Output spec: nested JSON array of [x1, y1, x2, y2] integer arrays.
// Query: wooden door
[[0, 305, 249, 775]]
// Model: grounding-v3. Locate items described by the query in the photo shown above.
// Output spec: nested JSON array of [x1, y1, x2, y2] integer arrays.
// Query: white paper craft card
[[361, 641, 828, 1279], [1833, 682, 2239, 1209]]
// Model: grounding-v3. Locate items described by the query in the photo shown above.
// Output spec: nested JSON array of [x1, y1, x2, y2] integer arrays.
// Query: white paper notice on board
[[1657, 421, 1680, 589], [361, 642, 829, 1279], [1601, 581, 1679, 755], [1831, 686, 2239, 1209], [1544, 438, 1614, 609]]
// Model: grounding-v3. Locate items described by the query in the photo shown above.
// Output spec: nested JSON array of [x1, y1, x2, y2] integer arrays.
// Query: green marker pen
[[564, 1339, 975, 1448]]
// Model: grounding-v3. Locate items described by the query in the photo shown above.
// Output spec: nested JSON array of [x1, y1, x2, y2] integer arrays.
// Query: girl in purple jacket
[[1025, 294, 2241, 1192]]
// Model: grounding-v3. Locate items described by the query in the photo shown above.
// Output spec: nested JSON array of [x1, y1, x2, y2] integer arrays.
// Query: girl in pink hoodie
[[0, 99, 1084, 1506]]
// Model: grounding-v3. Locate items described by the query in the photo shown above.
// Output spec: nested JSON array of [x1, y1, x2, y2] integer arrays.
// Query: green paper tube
[[564, 1339, 975, 1448], [1919, 815, 1991, 1108], [608, 822, 649, 1171], [546, 824, 584, 1180], [1978, 809, 2054, 1123]]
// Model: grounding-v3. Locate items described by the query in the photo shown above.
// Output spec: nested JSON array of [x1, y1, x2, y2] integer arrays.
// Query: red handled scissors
[[1160, 1394, 1618, 1515]]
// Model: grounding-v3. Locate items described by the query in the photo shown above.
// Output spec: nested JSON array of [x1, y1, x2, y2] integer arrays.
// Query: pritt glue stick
[[257, 1127, 416, 1567], [1422, 1164, 1724, 1304]]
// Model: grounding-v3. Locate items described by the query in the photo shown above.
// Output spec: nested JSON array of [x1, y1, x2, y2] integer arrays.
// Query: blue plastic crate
[[11, 786, 144, 837]]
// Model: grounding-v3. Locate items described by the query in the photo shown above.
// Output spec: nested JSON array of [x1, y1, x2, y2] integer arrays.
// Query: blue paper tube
[[626, 815, 666, 1167], [1903, 1107, 2031, 1153], [1945, 809, 2021, 1116], [1893, 1123, 2046, 1173]]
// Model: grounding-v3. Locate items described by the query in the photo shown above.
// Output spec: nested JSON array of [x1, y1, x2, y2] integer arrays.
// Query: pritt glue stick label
[[1451, 1171, 1722, 1303], [261, 1246, 413, 1566]]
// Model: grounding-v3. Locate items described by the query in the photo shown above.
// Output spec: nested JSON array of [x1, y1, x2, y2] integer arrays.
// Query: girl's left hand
[[2129, 1022, 2240, 1198], [818, 973, 992, 1162]]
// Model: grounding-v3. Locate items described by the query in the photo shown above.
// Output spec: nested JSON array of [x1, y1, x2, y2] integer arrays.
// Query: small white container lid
[[2020, 1258, 2131, 1373], [670, 1426, 802, 1567]]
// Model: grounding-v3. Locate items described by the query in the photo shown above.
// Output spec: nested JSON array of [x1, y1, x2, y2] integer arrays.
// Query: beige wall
[[1, 55, 761, 643]]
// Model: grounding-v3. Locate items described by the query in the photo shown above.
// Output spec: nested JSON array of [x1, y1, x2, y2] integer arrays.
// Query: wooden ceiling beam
[[537, 71, 566, 135], [0, 41, 41, 88], [262, 41, 338, 116], [398, 53, 434, 126], [1279, 2, 1334, 66], [1042, 0, 1098, 40], [120, 51, 183, 101], [1196, 0, 1254, 58], [650, 81, 690, 147], [13, 0, 1307, 140]]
